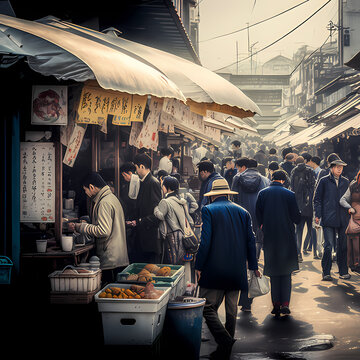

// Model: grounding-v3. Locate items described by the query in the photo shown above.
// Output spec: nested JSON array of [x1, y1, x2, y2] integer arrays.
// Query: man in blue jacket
[[313, 155, 350, 281], [195, 179, 260, 359]]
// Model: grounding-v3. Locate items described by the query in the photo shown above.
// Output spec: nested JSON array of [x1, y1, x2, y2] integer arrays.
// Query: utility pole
[[338, 0, 343, 66], [236, 41, 239, 75]]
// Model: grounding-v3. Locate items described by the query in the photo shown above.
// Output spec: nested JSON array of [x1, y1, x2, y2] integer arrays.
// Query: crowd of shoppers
[[67, 135, 360, 360]]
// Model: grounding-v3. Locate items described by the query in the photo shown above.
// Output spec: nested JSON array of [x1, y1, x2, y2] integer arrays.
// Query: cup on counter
[[61, 235, 73, 252], [36, 239, 47, 253]]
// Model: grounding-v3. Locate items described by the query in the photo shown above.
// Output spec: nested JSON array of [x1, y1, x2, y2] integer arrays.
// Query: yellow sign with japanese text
[[76, 85, 147, 126]]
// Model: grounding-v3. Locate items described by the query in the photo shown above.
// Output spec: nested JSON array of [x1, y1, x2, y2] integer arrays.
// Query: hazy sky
[[198, 0, 339, 71]]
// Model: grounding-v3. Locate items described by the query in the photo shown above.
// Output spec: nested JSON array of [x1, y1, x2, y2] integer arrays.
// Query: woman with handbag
[[340, 170, 360, 271], [154, 176, 196, 281]]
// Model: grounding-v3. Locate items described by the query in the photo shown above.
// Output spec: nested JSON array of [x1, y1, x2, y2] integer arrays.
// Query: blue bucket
[[0, 256, 13, 285], [162, 296, 206, 360]]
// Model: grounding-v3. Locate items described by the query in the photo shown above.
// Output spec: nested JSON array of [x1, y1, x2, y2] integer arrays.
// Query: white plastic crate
[[49, 266, 101, 293], [95, 283, 171, 345]]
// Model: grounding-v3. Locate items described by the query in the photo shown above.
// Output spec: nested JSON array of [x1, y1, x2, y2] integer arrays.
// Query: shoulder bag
[[168, 197, 200, 254]]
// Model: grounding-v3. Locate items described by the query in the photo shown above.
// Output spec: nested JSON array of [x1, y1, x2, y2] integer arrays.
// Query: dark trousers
[[238, 288, 253, 308], [296, 216, 313, 255], [322, 226, 348, 276], [270, 274, 292, 306], [199, 287, 239, 348]]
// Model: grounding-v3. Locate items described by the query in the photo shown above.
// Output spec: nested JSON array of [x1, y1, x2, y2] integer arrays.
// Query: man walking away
[[223, 157, 237, 187], [314, 155, 350, 281], [280, 153, 295, 176], [256, 170, 301, 316], [197, 160, 224, 210], [290, 156, 316, 261], [195, 179, 259, 359]]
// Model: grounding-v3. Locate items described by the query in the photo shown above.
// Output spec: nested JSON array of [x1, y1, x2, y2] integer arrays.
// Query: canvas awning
[[307, 113, 360, 145], [225, 116, 258, 134], [31, 16, 260, 119], [203, 117, 235, 133], [289, 123, 326, 146], [0, 14, 186, 101]]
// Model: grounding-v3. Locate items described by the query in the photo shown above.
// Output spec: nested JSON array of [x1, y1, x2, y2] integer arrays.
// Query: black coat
[[135, 173, 162, 254], [313, 172, 349, 228], [256, 182, 301, 276]]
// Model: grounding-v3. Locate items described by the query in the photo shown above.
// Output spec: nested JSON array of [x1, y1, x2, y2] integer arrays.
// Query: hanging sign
[[20, 142, 56, 223], [130, 94, 148, 122], [63, 124, 87, 167], [76, 85, 147, 126], [129, 122, 143, 147], [112, 93, 132, 126], [134, 97, 163, 150]]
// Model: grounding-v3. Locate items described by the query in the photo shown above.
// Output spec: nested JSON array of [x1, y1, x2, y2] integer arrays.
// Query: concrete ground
[[3, 250, 360, 359], [200, 253, 360, 360]]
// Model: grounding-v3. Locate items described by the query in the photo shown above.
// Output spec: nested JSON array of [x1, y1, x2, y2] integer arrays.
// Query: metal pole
[[236, 41, 239, 75], [338, 0, 343, 66]]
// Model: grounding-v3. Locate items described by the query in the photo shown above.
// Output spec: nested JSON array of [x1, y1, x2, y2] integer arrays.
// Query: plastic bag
[[248, 271, 270, 298]]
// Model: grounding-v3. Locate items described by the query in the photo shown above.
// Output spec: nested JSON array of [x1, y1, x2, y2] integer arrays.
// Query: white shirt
[[158, 156, 173, 174]]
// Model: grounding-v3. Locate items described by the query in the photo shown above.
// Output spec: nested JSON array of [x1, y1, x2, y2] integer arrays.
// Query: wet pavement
[[200, 253, 360, 359], [2, 252, 360, 359]]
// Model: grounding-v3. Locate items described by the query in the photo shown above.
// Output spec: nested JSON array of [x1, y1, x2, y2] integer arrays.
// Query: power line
[[214, 0, 333, 72], [200, 0, 310, 43]]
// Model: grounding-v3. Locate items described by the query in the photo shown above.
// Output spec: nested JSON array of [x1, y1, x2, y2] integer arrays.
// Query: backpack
[[293, 167, 315, 217]]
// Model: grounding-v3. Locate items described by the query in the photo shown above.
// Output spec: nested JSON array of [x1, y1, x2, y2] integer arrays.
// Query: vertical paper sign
[[130, 94, 147, 122], [129, 122, 143, 147], [136, 97, 163, 150], [63, 124, 87, 167], [20, 142, 55, 223]]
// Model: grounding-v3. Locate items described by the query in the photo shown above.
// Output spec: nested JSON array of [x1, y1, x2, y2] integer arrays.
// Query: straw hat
[[204, 179, 238, 197]]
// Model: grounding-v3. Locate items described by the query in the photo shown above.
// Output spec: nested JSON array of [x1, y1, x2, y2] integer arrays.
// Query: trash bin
[[161, 296, 206, 360]]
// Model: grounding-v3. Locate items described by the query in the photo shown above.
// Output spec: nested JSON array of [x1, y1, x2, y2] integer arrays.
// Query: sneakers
[[303, 250, 309, 256], [339, 274, 351, 280], [322, 274, 333, 281], [313, 255, 321, 260]]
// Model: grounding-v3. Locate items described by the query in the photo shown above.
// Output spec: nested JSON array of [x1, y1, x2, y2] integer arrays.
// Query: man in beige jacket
[[69, 172, 129, 284]]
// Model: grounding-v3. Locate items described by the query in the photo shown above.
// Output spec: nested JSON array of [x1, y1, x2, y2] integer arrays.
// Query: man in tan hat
[[314, 155, 350, 281], [195, 178, 260, 360]]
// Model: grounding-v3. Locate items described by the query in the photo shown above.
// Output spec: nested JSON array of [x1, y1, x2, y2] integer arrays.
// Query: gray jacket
[[77, 185, 129, 270], [154, 194, 194, 238]]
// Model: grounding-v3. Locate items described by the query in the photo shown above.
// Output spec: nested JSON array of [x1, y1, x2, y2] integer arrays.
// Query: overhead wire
[[200, 0, 310, 43], [214, 0, 333, 72], [289, 33, 333, 76]]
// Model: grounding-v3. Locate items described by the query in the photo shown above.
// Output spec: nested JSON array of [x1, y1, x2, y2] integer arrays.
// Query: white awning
[[290, 123, 326, 146], [225, 116, 258, 134], [0, 14, 186, 101], [308, 114, 360, 145], [204, 117, 235, 133], [35, 16, 261, 118]]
